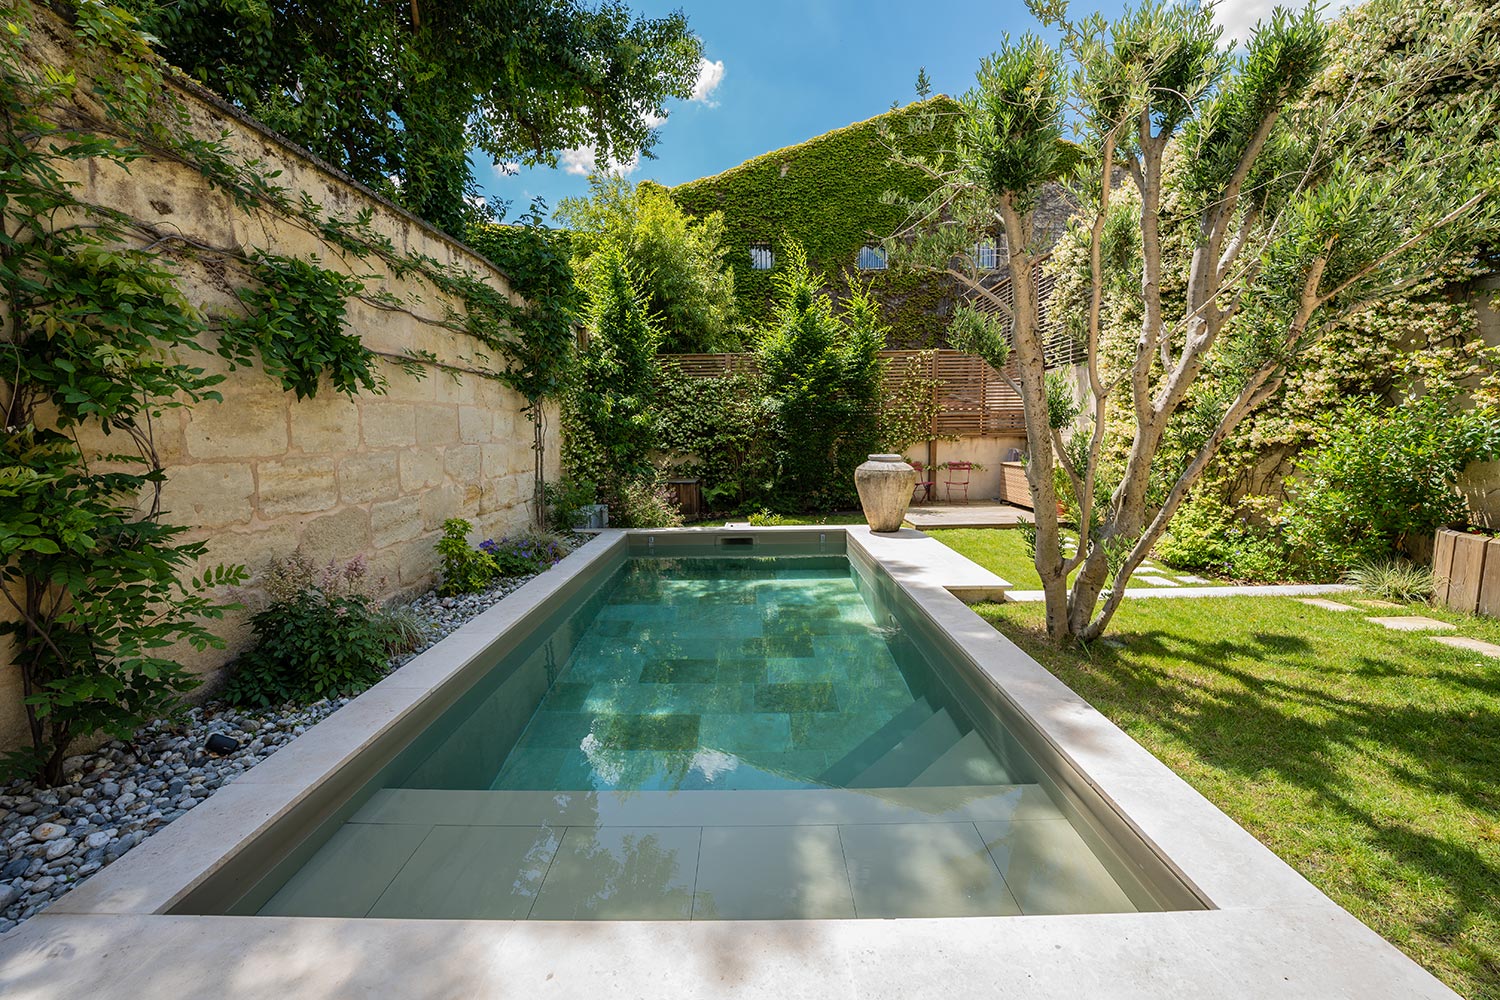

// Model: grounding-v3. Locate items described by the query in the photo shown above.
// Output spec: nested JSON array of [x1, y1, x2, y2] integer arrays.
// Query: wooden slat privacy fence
[[659, 350, 1026, 439]]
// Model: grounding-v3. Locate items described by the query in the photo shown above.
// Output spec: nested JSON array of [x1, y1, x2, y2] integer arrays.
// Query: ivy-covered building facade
[[670, 95, 1077, 351]]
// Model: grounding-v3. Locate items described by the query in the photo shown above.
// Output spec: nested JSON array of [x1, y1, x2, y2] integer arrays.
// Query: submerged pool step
[[911, 730, 1015, 786], [846, 708, 962, 788], [817, 698, 936, 786], [350, 784, 1066, 829]]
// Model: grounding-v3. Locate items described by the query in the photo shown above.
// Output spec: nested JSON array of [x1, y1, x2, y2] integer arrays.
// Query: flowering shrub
[[438, 518, 571, 595], [224, 554, 402, 707], [479, 534, 569, 576]]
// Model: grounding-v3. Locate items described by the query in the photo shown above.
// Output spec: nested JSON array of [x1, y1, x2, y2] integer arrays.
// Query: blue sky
[[473, 0, 1348, 220]]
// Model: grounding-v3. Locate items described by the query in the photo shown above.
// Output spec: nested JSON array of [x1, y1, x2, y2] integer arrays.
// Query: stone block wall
[[0, 12, 558, 750]]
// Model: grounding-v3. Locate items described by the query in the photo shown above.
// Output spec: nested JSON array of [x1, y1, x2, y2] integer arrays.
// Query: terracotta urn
[[855, 454, 917, 532]]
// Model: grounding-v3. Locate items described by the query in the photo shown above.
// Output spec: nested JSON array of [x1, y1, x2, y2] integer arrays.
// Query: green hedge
[[670, 96, 960, 347]]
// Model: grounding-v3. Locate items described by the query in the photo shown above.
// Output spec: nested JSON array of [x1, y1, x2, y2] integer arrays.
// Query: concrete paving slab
[[1366, 616, 1456, 632], [1355, 599, 1403, 608], [1134, 576, 1180, 587], [902, 502, 1033, 529], [846, 526, 1010, 602], [1296, 598, 1357, 611], [1430, 635, 1500, 658]]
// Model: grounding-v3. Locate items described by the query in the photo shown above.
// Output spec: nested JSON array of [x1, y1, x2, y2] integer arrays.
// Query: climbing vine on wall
[[0, 0, 251, 785], [670, 96, 961, 347], [0, 0, 578, 783], [219, 252, 377, 399], [467, 205, 582, 522]]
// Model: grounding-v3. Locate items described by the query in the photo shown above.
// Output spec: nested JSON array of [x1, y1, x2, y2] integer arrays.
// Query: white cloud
[[560, 146, 640, 177], [558, 109, 667, 177], [1207, 0, 1356, 44], [493, 161, 520, 177], [690, 58, 725, 105]]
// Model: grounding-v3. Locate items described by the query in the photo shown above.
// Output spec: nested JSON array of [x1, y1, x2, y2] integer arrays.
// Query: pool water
[[494, 556, 990, 793], [240, 555, 1145, 921]]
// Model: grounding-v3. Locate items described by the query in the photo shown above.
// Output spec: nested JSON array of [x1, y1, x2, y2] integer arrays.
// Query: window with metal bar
[[975, 240, 999, 271]]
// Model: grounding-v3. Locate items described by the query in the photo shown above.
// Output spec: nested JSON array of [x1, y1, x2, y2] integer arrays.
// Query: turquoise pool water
[[231, 553, 1150, 921], [492, 555, 995, 793]]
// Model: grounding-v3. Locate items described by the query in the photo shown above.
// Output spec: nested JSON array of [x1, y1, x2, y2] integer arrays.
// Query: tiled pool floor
[[491, 559, 987, 792]]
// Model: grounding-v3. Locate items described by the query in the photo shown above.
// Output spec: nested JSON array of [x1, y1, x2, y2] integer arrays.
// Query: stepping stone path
[[1176, 575, 1210, 584], [1299, 599, 1497, 659], [1135, 576, 1180, 587], [1365, 616, 1456, 632], [1430, 636, 1500, 659]]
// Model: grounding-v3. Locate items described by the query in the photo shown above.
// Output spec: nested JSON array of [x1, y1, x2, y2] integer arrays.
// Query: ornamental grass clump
[[1343, 559, 1436, 603]]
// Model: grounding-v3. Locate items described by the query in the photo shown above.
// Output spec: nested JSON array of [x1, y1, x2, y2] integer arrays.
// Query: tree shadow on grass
[[1007, 620, 1500, 996]]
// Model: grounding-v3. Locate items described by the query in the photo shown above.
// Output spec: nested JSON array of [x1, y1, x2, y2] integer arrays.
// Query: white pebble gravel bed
[[0, 572, 537, 935]]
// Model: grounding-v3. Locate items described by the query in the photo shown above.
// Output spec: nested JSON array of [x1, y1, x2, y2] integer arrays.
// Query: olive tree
[[890, 0, 1499, 642]]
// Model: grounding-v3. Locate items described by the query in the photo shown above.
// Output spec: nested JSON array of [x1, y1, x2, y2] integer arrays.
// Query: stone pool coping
[[0, 527, 1458, 999]]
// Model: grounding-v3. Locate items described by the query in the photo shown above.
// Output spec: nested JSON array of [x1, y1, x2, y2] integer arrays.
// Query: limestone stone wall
[[0, 12, 558, 751]]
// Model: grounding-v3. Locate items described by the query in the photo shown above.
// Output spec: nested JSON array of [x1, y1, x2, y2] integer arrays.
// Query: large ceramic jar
[[854, 454, 917, 532]]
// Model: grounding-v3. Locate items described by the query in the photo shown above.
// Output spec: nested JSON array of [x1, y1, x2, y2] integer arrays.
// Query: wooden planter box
[[1432, 527, 1500, 617], [998, 461, 1032, 509]]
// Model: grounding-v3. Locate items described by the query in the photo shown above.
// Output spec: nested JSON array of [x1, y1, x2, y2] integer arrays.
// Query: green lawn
[[927, 526, 1224, 590], [977, 595, 1500, 1000]]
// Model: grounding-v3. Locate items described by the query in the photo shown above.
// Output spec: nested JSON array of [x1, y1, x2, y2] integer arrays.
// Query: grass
[[977, 595, 1500, 1000], [927, 527, 1224, 590], [686, 511, 869, 527]]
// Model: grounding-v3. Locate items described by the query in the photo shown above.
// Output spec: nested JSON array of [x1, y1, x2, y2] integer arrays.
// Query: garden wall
[[1457, 274, 1500, 528], [0, 13, 556, 751], [902, 436, 1026, 502]]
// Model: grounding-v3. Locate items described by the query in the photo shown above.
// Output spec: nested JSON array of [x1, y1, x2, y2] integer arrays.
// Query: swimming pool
[[15, 528, 1459, 999], [184, 533, 1199, 921]]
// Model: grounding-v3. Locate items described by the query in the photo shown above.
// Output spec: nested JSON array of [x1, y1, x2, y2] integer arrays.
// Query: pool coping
[[0, 526, 1459, 999]]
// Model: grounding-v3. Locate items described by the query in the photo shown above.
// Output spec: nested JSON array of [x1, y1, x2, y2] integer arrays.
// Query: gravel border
[[0, 572, 539, 934]]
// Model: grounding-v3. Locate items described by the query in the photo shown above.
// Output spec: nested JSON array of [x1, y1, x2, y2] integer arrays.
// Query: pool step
[[817, 698, 936, 786], [846, 708, 962, 788], [350, 784, 1066, 828], [911, 730, 1014, 786]]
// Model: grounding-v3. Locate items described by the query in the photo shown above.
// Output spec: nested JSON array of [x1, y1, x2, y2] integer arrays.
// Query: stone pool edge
[[0, 525, 1460, 1000]]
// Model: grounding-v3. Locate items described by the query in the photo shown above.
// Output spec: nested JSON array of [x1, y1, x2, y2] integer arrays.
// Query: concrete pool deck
[[0, 527, 1460, 999]]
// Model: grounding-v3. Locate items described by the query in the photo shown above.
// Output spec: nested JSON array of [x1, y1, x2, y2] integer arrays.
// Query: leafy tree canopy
[[562, 240, 661, 500], [892, 0, 1499, 642], [759, 246, 885, 510], [123, 0, 704, 233], [557, 175, 739, 353]]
